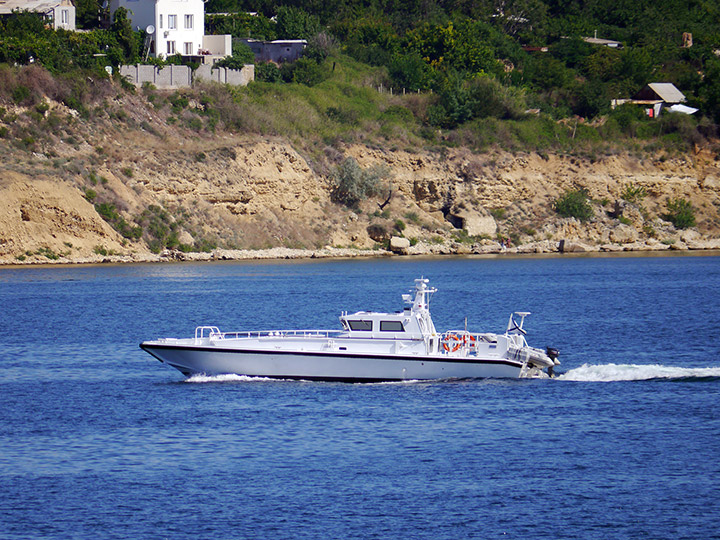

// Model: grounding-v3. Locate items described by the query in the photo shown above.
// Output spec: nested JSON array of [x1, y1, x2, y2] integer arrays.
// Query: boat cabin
[[340, 310, 415, 336], [338, 278, 438, 340]]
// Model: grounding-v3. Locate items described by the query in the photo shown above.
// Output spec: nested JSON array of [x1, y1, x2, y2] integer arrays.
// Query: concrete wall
[[120, 64, 254, 89], [195, 64, 254, 86]]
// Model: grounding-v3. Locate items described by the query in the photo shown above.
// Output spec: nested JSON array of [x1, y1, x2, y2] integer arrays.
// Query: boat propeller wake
[[557, 363, 720, 382]]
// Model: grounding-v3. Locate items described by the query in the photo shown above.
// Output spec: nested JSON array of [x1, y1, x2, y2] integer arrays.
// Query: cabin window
[[380, 321, 404, 332], [348, 320, 373, 331]]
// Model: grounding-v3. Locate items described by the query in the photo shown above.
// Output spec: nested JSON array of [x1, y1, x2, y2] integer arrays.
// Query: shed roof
[[0, 0, 72, 15], [633, 83, 686, 103], [582, 37, 622, 48]]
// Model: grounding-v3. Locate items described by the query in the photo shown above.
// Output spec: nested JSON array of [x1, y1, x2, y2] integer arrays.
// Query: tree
[[74, 0, 100, 29], [110, 7, 138, 63], [388, 52, 429, 91], [275, 6, 320, 40], [216, 41, 255, 69]]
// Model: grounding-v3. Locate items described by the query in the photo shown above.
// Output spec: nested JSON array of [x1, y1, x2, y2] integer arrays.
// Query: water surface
[[1, 255, 718, 539]]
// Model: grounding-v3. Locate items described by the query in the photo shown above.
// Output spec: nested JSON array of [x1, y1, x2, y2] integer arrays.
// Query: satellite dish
[[146, 25, 155, 35]]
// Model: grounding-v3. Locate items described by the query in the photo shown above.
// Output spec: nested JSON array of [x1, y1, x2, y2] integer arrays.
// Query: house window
[[159, 14, 163, 29], [167, 41, 176, 55], [184, 14, 193, 29], [168, 14, 177, 29], [184, 42, 193, 55], [61, 9, 68, 24]]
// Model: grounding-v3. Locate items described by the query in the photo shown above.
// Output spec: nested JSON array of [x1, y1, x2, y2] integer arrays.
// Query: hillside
[[3, 0, 720, 265], [1, 72, 719, 265]]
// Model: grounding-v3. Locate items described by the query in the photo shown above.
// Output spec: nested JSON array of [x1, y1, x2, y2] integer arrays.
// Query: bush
[[215, 41, 255, 70], [95, 202, 142, 240], [255, 62, 281, 82], [304, 32, 338, 63], [554, 189, 594, 221], [621, 183, 647, 205], [331, 157, 387, 208], [282, 57, 328, 86], [664, 198, 695, 229]]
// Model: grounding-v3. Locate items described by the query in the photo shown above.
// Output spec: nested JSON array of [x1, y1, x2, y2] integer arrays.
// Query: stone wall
[[120, 64, 254, 89]]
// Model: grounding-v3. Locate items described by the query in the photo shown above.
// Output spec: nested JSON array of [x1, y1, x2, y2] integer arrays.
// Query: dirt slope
[[1, 102, 720, 264]]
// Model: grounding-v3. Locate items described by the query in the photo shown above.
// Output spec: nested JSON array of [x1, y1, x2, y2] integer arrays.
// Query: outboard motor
[[546, 346, 560, 377]]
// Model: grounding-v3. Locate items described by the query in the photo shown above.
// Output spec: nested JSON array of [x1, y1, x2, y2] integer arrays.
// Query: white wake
[[558, 363, 720, 382], [184, 373, 279, 383]]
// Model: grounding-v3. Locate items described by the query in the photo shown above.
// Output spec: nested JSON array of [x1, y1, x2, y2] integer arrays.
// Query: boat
[[140, 278, 560, 382]]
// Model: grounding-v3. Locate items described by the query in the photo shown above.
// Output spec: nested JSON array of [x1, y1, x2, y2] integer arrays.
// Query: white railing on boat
[[194, 326, 345, 341], [195, 326, 222, 339]]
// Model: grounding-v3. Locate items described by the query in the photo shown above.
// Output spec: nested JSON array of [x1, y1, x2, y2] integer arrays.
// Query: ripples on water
[[1, 255, 719, 539]]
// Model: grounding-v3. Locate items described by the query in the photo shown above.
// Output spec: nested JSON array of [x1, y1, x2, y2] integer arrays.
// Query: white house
[[109, 0, 230, 61], [0, 0, 76, 31]]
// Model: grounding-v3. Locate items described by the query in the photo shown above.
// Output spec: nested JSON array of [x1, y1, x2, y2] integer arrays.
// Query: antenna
[[142, 26, 155, 61]]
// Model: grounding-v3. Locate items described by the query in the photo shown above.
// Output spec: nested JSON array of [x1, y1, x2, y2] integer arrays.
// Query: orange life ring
[[443, 334, 461, 352], [464, 334, 476, 346]]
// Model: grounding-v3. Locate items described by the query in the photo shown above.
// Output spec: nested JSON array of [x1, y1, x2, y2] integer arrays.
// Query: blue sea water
[[1, 254, 719, 540]]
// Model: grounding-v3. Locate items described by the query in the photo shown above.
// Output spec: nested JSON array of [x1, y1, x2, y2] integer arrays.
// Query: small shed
[[240, 39, 307, 63]]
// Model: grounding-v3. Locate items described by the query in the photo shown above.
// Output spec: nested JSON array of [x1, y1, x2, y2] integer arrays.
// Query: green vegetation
[[95, 202, 143, 240], [35, 246, 60, 260], [621, 183, 647, 205], [554, 189, 594, 221], [138, 204, 184, 253], [664, 198, 696, 229], [330, 157, 389, 208], [0, 1, 719, 163]]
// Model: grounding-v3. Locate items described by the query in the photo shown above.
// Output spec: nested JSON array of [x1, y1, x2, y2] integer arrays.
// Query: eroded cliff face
[[1, 133, 720, 265]]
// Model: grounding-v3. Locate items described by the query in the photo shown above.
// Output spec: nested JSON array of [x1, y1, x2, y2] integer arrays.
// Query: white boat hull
[[140, 342, 524, 382]]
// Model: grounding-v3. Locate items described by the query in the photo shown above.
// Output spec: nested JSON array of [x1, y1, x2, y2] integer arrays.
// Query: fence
[[120, 64, 254, 90]]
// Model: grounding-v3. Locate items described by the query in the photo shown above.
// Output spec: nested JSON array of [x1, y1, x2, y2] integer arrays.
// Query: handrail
[[195, 326, 221, 339], [194, 327, 345, 340]]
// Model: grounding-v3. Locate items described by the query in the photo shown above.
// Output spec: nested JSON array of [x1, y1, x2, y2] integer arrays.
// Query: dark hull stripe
[[140, 342, 523, 369]]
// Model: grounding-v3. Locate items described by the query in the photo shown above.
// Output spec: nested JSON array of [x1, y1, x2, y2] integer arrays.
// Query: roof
[[582, 37, 622, 48], [0, 0, 72, 15], [632, 83, 686, 104], [668, 104, 698, 115], [648, 83, 686, 103]]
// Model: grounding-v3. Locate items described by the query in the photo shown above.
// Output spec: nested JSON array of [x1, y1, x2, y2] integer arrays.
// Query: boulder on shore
[[389, 236, 411, 254]]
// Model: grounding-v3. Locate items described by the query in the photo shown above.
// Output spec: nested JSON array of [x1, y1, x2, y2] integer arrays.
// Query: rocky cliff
[[2, 109, 720, 265]]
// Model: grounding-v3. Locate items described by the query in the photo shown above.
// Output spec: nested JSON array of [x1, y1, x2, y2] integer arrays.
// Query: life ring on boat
[[464, 334, 476, 346], [443, 334, 462, 352]]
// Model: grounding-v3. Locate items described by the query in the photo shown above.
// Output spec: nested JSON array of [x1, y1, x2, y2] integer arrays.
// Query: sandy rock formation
[[0, 172, 127, 261], [2, 129, 720, 265]]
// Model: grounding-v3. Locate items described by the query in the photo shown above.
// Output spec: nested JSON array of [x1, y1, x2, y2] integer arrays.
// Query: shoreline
[[2, 238, 720, 269]]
